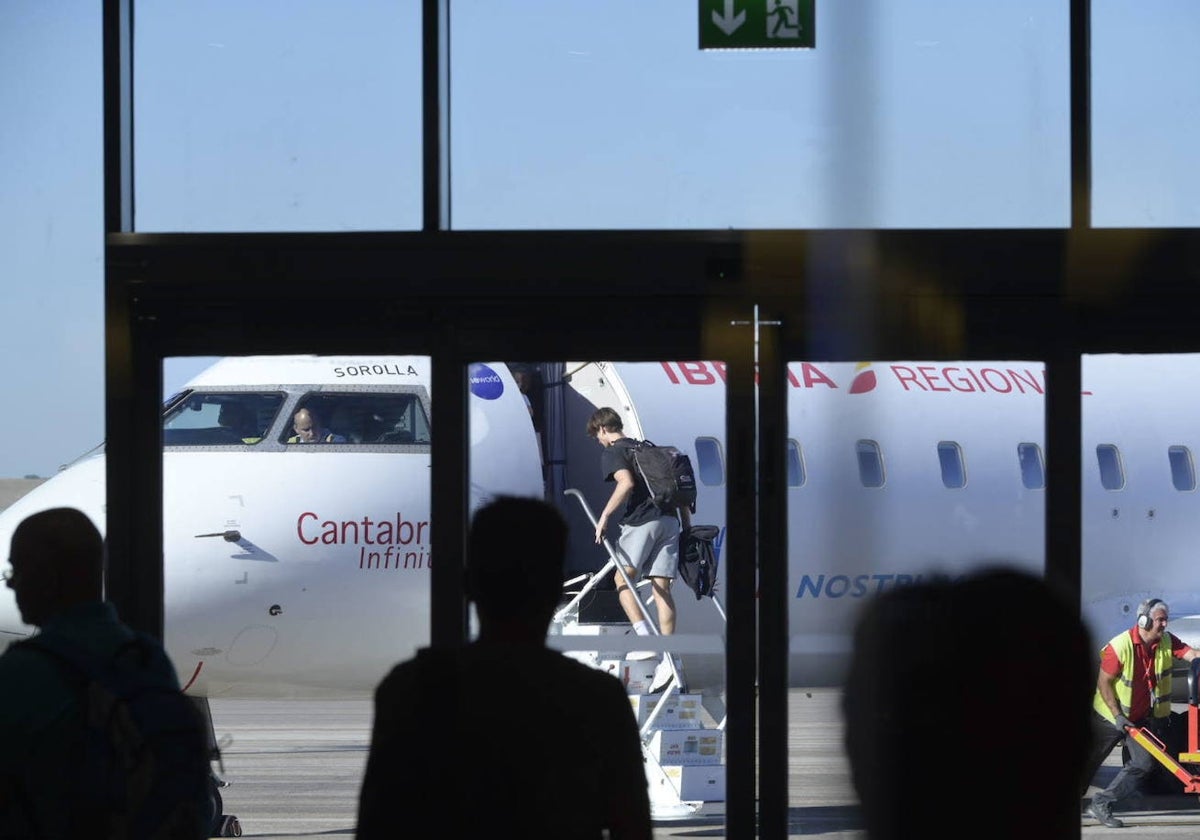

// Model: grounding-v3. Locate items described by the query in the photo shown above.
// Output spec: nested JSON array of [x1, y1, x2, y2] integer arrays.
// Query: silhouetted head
[[842, 567, 1093, 840], [467, 496, 567, 638], [6, 507, 104, 627]]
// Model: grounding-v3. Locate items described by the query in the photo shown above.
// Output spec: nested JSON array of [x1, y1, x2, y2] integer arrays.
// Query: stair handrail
[[556, 488, 660, 632]]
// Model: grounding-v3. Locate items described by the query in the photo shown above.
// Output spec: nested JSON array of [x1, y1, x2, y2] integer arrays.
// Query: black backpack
[[20, 633, 213, 840], [678, 525, 720, 600], [629, 440, 697, 515]]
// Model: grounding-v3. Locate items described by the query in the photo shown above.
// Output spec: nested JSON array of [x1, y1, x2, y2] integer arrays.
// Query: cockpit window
[[162, 393, 285, 445], [282, 393, 430, 445]]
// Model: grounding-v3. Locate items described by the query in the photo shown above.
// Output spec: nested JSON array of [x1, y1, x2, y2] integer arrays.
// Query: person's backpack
[[678, 525, 720, 600], [629, 440, 697, 515], [20, 632, 213, 840]]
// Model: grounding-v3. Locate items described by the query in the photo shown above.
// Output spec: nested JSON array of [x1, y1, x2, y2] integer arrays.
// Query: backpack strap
[[20, 632, 148, 683], [17, 635, 99, 684]]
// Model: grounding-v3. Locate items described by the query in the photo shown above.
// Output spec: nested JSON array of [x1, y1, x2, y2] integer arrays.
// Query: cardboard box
[[599, 658, 659, 694], [629, 693, 704, 729], [663, 764, 726, 801], [647, 728, 723, 765]]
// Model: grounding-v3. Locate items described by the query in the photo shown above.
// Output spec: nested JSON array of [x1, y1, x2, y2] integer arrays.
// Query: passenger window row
[[691, 437, 1049, 491], [1097, 443, 1197, 492], [694, 437, 1199, 493]]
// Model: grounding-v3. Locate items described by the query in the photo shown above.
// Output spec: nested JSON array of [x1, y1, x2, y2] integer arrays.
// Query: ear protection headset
[[1137, 598, 1168, 630]]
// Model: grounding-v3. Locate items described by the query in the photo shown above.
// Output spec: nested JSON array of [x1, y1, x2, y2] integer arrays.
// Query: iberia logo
[[848, 362, 877, 394]]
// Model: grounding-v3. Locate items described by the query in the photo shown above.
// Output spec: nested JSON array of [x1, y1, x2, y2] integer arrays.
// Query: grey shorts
[[616, 516, 680, 580]]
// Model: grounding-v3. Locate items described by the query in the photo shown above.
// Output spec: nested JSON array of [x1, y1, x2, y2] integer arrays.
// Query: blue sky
[[1, 0, 1198, 476]]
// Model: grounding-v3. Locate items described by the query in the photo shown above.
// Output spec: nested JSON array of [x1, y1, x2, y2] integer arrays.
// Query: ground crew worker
[[1084, 597, 1200, 828]]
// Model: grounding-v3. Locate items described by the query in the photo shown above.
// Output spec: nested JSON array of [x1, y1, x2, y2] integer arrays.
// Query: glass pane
[[133, 1, 422, 231], [162, 391, 284, 445], [1018, 442, 1045, 490], [161, 355, 435, 695], [1082, 355, 1200, 731], [937, 441, 965, 489], [1096, 444, 1125, 491], [0, 0, 104, 639], [551, 360, 729, 821], [1169, 445, 1195, 492], [451, 0, 1069, 229], [1093, 4, 1200, 226], [788, 359, 1046, 821]]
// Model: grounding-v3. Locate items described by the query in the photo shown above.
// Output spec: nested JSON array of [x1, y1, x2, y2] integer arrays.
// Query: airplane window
[[786, 439, 806, 487], [937, 441, 966, 489], [694, 437, 724, 486], [1169, 445, 1196, 492], [1018, 443, 1045, 490], [162, 392, 284, 446], [283, 393, 431, 445], [856, 440, 885, 489], [1096, 444, 1125, 491]]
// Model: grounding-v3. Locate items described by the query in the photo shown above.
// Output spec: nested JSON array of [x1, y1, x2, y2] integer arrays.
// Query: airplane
[[2, 352, 1199, 709]]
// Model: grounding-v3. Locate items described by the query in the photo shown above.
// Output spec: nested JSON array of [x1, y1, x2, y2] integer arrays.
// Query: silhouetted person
[[842, 568, 1093, 840], [0, 507, 209, 839], [357, 496, 651, 840], [1083, 597, 1200, 828]]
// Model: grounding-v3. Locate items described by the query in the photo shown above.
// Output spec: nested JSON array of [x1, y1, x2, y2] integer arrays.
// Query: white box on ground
[[555, 621, 629, 637], [562, 650, 600, 668], [663, 764, 726, 801], [647, 729, 723, 765], [599, 658, 658, 694], [629, 693, 704, 728]]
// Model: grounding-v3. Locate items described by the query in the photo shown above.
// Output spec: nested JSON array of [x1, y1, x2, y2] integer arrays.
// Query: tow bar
[[1125, 658, 1200, 794]]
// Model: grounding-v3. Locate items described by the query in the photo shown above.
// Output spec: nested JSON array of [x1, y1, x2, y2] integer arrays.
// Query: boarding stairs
[[551, 489, 728, 819]]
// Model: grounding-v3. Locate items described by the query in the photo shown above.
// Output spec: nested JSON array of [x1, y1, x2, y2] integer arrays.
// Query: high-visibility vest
[[1093, 630, 1174, 722]]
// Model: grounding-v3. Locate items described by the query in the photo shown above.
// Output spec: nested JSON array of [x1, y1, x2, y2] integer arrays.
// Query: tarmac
[[0, 477, 45, 512], [208, 689, 1200, 839]]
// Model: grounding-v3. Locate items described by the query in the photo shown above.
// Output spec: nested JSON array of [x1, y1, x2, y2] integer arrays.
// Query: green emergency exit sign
[[700, 0, 814, 50]]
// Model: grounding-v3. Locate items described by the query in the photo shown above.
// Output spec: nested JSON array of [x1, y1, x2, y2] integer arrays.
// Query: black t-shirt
[[600, 438, 660, 526], [360, 644, 651, 839]]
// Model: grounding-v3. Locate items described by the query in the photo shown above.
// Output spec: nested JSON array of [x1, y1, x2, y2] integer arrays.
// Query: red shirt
[[1100, 628, 1190, 721]]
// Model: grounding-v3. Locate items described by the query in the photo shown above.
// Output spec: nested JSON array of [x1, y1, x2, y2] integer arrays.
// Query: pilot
[[287, 408, 345, 444], [217, 402, 260, 444]]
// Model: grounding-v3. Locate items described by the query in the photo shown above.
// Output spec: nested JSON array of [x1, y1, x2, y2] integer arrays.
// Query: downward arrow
[[712, 0, 746, 36]]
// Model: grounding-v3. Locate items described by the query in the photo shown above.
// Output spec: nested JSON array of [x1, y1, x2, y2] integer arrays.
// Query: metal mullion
[[725, 323, 758, 838]]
